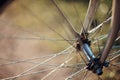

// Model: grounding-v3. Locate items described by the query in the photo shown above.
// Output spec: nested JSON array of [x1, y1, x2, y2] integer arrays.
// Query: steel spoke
[[0, 51, 70, 66], [82, 70, 89, 80], [41, 57, 73, 80], [52, 0, 79, 38], [65, 67, 87, 80], [89, 17, 111, 34], [1, 46, 73, 80], [0, 35, 76, 41], [15, 0, 74, 46], [109, 52, 120, 62]]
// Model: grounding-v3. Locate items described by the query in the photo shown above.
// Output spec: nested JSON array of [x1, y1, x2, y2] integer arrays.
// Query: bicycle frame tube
[[100, 0, 120, 64], [82, 0, 100, 33]]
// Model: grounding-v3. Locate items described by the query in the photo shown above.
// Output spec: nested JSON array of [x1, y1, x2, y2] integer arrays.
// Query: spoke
[[109, 63, 120, 69], [51, 0, 79, 38], [88, 17, 111, 34], [41, 57, 73, 80], [109, 52, 120, 62], [82, 70, 89, 80], [80, 71, 100, 80], [82, 0, 100, 33], [109, 62, 120, 70], [43, 24, 74, 46], [1, 46, 73, 80], [50, 70, 59, 80], [0, 54, 84, 69], [83, 71, 92, 80], [78, 51, 88, 65], [41, 50, 74, 80], [88, 16, 111, 42], [97, 39, 101, 53], [113, 62, 120, 65], [71, 0, 84, 32], [116, 35, 120, 41], [0, 51, 70, 66], [1, 68, 53, 80], [65, 67, 87, 80], [93, 34, 108, 44], [109, 49, 120, 56], [14, 0, 74, 46], [0, 19, 43, 38], [112, 46, 120, 49], [105, 6, 112, 20], [0, 35, 76, 41], [0, 19, 75, 47], [1, 62, 81, 80]]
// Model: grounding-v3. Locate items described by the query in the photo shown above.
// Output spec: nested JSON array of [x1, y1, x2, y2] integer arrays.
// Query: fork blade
[[82, 0, 100, 33], [100, 0, 120, 63]]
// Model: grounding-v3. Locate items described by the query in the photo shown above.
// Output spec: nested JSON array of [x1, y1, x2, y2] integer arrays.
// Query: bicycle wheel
[[0, 0, 119, 80]]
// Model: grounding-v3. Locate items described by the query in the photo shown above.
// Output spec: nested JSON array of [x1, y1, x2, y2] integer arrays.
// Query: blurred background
[[0, 0, 119, 80]]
